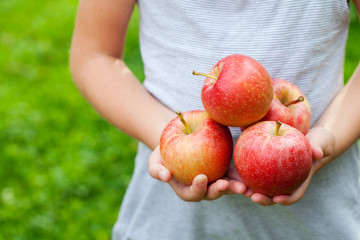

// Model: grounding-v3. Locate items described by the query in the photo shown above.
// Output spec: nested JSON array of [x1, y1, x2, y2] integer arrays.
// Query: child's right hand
[[148, 146, 252, 202]]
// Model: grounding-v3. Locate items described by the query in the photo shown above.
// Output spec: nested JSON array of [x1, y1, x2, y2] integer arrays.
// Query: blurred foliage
[[0, 0, 359, 239], [0, 1, 140, 239], [345, 1, 360, 82]]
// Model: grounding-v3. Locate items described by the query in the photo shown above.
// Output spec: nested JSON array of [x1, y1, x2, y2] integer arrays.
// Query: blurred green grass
[[0, 1, 141, 239], [0, 1, 359, 239]]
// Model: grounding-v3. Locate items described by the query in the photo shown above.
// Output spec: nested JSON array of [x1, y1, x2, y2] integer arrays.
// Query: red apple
[[160, 110, 233, 185], [193, 54, 273, 127], [234, 121, 312, 197], [262, 78, 311, 134]]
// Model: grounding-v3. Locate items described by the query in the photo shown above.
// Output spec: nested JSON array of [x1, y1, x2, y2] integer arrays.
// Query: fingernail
[[159, 170, 167, 181], [197, 178, 207, 187]]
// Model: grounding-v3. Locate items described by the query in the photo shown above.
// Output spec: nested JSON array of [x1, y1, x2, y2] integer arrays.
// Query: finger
[[273, 172, 313, 205], [306, 127, 335, 158], [273, 192, 302, 206], [224, 165, 249, 195], [273, 195, 292, 205], [273, 184, 308, 206], [226, 180, 247, 195], [148, 146, 172, 182], [243, 188, 254, 198], [251, 193, 276, 206], [168, 174, 208, 202], [310, 143, 323, 160], [204, 179, 229, 200]]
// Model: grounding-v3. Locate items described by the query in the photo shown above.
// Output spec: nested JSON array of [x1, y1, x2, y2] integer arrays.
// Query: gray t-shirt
[[113, 1, 360, 239]]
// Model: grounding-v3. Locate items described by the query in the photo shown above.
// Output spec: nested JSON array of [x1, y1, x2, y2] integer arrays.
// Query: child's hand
[[148, 146, 250, 202], [149, 127, 332, 204]]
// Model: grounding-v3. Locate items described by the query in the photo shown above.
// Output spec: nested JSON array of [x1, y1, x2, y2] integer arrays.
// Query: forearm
[[70, 53, 175, 149], [313, 63, 360, 162]]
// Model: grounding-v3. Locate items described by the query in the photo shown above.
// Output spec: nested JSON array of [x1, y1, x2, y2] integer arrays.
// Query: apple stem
[[192, 70, 217, 80], [176, 111, 192, 134], [275, 120, 282, 136], [284, 96, 304, 107]]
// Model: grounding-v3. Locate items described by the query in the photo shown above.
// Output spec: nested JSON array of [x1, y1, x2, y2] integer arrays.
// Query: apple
[[193, 54, 273, 127], [234, 121, 312, 197], [160, 110, 233, 185], [261, 78, 311, 134]]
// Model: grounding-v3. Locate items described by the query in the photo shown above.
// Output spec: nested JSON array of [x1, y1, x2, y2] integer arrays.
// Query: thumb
[[188, 174, 208, 200], [306, 127, 334, 160], [311, 144, 323, 161], [169, 174, 208, 202]]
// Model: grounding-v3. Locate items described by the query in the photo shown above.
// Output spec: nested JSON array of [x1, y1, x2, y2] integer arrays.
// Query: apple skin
[[262, 78, 311, 134], [201, 54, 273, 127], [160, 110, 233, 185], [234, 121, 312, 197]]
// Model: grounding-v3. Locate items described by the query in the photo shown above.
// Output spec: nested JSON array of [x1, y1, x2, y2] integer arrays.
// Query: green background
[[0, 1, 359, 239]]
